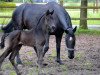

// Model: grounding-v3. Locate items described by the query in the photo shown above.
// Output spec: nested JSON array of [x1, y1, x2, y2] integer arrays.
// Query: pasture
[[0, 30, 100, 75], [0, 7, 100, 25]]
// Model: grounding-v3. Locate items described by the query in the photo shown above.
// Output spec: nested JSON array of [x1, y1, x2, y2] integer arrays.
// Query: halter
[[66, 48, 75, 51]]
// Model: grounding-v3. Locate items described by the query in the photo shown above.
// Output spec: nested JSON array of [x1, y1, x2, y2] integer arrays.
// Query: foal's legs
[[0, 47, 12, 69], [9, 44, 22, 75], [16, 52, 23, 65], [43, 34, 50, 57], [36, 45, 44, 67], [16, 44, 22, 65], [34, 46, 38, 57]]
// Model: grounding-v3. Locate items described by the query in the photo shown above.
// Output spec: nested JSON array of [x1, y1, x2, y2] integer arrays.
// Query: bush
[[0, 2, 16, 11]]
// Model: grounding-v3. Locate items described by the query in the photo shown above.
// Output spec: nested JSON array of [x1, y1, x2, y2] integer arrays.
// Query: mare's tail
[[1, 20, 14, 33]]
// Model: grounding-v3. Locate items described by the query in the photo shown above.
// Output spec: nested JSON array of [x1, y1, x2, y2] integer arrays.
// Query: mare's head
[[65, 26, 77, 59], [44, 10, 56, 33]]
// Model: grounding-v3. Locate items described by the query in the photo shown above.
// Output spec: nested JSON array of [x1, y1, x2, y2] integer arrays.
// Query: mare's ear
[[73, 26, 77, 33], [46, 10, 50, 16], [50, 10, 54, 15]]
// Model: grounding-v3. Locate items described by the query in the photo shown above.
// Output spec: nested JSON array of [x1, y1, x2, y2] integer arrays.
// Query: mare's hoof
[[43, 63, 48, 66], [55, 60, 64, 65]]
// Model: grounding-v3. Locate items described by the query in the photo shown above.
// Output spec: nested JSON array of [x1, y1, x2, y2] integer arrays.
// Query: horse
[[0, 10, 55, 75], [0, 2, 77, 65]]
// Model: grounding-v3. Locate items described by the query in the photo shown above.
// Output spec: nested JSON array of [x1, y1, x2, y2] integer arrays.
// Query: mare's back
[[22, 4, 48, 29]]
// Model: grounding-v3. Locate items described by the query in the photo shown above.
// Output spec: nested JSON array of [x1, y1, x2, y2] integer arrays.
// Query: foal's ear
[[46, 10, 50, 16], [46, 10, 54, 16], [73, 26, 77, 33]]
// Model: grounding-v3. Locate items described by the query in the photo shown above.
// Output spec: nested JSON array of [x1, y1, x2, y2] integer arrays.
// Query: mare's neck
[[56, 11, 72, 31]]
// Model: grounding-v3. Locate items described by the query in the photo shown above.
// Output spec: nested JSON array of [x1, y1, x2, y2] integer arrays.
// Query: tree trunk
[[79, 0, 88, 29], [60, 0, 63, 6]]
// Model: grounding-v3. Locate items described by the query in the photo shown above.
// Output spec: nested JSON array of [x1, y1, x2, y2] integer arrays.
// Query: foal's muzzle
[[66, 48, 75, 59], [50, 25, 56, 33]]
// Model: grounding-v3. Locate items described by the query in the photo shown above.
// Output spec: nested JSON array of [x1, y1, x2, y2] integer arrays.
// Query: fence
[[0, 1, 100, 25]]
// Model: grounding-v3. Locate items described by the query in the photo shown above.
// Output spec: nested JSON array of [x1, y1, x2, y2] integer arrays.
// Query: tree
[[79, 0, 88, 29]]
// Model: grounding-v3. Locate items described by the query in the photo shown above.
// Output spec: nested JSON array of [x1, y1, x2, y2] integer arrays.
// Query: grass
[[0, 10, 100, 25], [75, 51, 84, 60], [67, 10, 100, 25], [76, 29, 100, 35]]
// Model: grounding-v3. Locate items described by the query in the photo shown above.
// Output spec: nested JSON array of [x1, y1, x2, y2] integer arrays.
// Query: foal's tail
[[0, 20, 14, 49], [0, 30, 21, 49]]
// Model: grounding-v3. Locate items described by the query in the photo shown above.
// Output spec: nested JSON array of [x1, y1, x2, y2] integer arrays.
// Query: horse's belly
[[20, 33, 35, 47]]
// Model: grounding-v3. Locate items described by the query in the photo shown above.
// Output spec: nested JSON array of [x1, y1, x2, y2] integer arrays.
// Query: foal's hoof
[[17, 72, 22, 75], [17, 63, 24, 67], [55, 60, 64, 65], [0, 43, 4, 49]]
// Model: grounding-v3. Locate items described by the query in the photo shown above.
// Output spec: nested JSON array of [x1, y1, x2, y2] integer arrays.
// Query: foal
[[0, 10, 55, 75]]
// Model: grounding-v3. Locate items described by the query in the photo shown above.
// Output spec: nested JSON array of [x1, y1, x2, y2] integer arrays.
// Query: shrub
[[0, 2, 16, 11]]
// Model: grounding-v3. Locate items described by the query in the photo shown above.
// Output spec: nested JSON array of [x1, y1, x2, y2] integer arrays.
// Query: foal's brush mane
[[35, 12, 46, 29]]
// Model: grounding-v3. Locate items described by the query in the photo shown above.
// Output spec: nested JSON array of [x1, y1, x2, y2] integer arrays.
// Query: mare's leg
[[43, 34, 50, 57], [0, 33, 9, 49], [9, 44, 22, 75], [0, 47, 12, 69], [55, 33, 63, 64]]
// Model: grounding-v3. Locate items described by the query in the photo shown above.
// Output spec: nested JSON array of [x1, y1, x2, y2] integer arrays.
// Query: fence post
[[60, 0, 63, 6], [79, 0, 88, 29]]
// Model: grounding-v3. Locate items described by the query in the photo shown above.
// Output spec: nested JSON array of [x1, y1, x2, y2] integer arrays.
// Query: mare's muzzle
[[66, 48, 75, 59]]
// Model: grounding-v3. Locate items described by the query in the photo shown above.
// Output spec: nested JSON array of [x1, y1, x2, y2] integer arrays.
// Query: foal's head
[[65, 26, 77, 59], [44, 10, 56, 33]]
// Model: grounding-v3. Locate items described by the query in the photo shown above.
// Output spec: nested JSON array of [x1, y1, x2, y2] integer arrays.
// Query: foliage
[[0, 2, 15, 12], [0, 0, 13, 2], [0, 2, 15, 7], [64, 0, 95, 2]]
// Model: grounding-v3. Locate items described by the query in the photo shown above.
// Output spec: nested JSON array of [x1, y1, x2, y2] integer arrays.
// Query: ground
[[0, 33, 100, 75]]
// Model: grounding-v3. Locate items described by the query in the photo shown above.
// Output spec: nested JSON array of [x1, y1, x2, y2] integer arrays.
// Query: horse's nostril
[[52, 26, 56, 30]]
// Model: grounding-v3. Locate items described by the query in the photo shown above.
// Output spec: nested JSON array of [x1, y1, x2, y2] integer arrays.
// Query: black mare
[[0, 2, 77, 64], [0, 10, 55, 75]]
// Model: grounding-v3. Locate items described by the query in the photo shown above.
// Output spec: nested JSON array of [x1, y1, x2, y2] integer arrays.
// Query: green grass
[[76, 29, 100, 35], [67, 11, 100, 25], [75, 51, 84, 60], [0, 10, 100, 25]]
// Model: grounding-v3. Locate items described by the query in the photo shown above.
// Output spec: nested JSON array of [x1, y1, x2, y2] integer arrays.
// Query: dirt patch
[[0, 33, 100, 75]]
